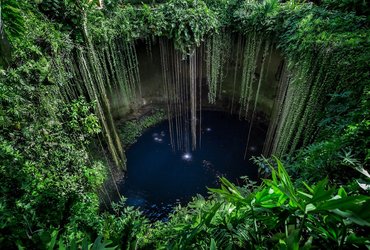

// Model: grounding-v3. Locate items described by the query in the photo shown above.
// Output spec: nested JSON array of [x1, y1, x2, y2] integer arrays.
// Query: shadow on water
[[116, 111, 266, 221]]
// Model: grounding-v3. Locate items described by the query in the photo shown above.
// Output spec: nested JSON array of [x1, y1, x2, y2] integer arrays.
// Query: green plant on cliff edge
[[138, 159, 369, 249]]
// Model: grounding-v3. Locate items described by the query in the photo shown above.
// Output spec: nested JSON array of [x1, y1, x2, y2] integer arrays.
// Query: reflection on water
[[117, 111, 266, 221]]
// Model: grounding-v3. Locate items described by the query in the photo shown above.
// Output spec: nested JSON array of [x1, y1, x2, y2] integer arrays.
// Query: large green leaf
[[47, 230, 59, 250], [210, 238, 217, 250], [316, 195, 370, 211], [309, 178, 335, 204], [91, 236, 117, 250]]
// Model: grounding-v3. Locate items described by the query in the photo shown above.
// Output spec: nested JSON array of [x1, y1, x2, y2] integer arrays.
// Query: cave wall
[[108, 35, 284, 121]]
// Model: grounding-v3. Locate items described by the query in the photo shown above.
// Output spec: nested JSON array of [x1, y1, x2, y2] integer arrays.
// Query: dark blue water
[[118, 111, 265, 221]]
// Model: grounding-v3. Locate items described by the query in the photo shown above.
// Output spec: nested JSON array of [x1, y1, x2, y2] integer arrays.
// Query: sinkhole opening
[[115, 111, 266, 221]]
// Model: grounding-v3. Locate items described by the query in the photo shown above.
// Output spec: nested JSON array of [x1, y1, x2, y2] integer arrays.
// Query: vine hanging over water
[[159, 38, 203, 152]]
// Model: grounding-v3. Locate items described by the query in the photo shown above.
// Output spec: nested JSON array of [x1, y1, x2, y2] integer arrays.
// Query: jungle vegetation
[[0, 0, 369, 249]]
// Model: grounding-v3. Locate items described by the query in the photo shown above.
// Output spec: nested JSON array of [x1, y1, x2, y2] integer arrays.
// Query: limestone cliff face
[[108, 37, 283, 121]]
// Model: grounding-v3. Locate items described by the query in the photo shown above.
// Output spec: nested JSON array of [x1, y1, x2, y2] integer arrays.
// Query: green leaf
[[185, 203, 221, 244], [302, 236, 313, 250], [82, 238, 89, 250], [286, 229, 299, 250], [302, 182, 314, 194], [337, 187, 347, 198], [210, 238, 217, 250], [58, 239, 66, 250], [91, 236, 117, 250], [331, 209, 370, 226], [47, 230, 59, 250], [317, 195, 370, 211], [310, 178, 335, 204], [305, 203, 316, 213], [297, 190, 312, 200], [346, 233, 370, 246]]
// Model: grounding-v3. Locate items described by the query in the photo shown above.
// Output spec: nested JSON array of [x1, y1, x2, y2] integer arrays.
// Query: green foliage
[[119, 109, 165, 146], [1, 42, 106, 248], [234, 0, 280, 34], [122, 0, 168, 4], [156, 0, 219, 52], [40, 230, 117, 250], [36, 0, 96, 41], [98, 198, 149, 249], [0, 90, 107, 248], [0, 67, 144, 248], [140, 160, 370, 249], [203, 0, 239, 26], [87, 0, 219, 52], [321, 0, 370, 16], [63, 97, 101, 138], [284, 79, 369, 184], [230, 1, 369, 163], [0, 0, 24, 67], [1, 0, 370, 249], [1, 0, 25, 38]]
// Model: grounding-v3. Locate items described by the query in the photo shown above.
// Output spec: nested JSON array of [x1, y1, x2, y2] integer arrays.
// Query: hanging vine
[[244, 39, 271, 158], [52, 18, 142, 169], [206, 30, 232, 104], [159, 38, 202, 152]]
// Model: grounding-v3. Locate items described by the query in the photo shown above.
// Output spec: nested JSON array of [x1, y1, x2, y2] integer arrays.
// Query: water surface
[[118, 111, 265, 220]]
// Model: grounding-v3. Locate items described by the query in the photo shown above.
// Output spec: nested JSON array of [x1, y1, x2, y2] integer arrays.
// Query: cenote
[[2, 0, 369, 248], [117, 111, 265, 220]]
